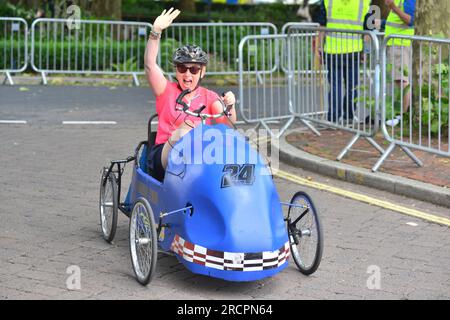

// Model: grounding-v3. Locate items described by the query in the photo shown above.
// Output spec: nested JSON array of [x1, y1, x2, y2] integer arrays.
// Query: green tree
[[91, 0, 122, 20], [414, 0, 449, 37], [411, 0, 449, 126], [179, 0, 196, 13]]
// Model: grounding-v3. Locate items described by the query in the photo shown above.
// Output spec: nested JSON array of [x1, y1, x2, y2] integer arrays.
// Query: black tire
[[99, 169, 118, 243], [129, 197, 158, 285], [287, 191, 323, 275]]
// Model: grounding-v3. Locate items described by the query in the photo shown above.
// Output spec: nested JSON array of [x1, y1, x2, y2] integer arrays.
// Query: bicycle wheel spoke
[[130, 199, 157, 285], [287, 192, 323, 275]]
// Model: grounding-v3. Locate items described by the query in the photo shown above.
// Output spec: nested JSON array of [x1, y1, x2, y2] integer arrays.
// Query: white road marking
[[276, 169, 450, 227], [0, 120, 27, 124], [406, 222, 419, 227], [62, 121, 117, 125]]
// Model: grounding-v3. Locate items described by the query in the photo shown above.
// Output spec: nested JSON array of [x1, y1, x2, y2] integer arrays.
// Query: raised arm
[[145, 8, 180, 96], [384, 0, 412, 26]]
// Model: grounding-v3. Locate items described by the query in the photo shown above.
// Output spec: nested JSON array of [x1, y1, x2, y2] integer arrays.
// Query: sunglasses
[[176, 64, 202, 75]]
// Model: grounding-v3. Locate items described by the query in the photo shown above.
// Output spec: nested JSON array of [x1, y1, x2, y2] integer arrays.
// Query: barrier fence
[[237, 25, 384, 162], [374, 34, 450, 171], [286, 26, 384, 161], [281, 22, 320, 36], [160, 22, 277, 77], [284, 25, 326, 137], [30, 18, 152, 85], [281, 23, 325, 136], [0, 17, 28, 85], [2, 17, 450, 174], [236, 22, 323, 139], [281, 22, 321, 75], [26, 19, 277, 84], [238, 34, 296, 138]]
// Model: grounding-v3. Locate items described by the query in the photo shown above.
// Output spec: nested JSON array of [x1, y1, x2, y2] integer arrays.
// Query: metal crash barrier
[[374, 35, 450, 172], [2, 16, 449, 176], [30, 18, 152, 85], [286, 26, 383, 161], [238, 34, 295, 138], [281, 22, 320, 37], [238, 25, 383, 157], [161, 22, 277, 77], [0, 17, 28, 85]]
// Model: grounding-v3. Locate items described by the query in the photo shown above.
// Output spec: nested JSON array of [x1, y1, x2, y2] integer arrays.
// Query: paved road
[[0, 85, 449, 300], [0, 84, 324, 125], [0, 85, 155, 125]]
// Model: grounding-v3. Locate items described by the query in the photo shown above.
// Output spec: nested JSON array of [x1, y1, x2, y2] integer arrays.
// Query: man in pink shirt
[[145, 8, 237, 181]]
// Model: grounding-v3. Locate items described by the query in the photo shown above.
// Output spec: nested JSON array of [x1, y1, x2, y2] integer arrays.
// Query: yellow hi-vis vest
[[384, 0, 415, 46], [324, 0, 370, 54]]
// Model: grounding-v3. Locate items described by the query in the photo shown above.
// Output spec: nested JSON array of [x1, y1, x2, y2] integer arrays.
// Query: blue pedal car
[[99, 90, 323, 285]]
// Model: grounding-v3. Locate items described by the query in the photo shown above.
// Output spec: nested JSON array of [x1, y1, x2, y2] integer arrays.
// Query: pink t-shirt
[[155, 82, 220, 145]]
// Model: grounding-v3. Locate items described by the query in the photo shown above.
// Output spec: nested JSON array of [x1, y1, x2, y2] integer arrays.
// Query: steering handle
[[175, 89, 230, 120], [175, 89, 191, 112], [192, 105, 206, 116]]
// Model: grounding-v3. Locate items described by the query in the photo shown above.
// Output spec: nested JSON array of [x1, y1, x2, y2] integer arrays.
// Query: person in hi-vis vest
[[383, 0, 416, 126], [320, 0, 371, 124]]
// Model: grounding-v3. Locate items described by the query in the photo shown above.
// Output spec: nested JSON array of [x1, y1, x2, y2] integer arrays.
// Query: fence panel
[[0, 17, 28, 85], [374, 35, 450, 171], [30, 18, 152, 85], [238, 34, 297, 138], [286, 26, 383, 161], [281, 22, 320, 36], [280, 22, 320, 74], [160, 23, 277, 76]]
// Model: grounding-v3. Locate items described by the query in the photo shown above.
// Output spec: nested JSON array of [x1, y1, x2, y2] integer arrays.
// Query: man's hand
[[384, 0, 411, 25], [153, 7, 180, 33]]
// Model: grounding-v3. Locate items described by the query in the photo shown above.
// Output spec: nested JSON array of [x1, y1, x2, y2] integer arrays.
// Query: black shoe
[[365, 115, 376, 125]]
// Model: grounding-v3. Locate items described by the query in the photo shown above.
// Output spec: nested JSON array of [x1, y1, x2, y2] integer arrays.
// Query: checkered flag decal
[[171, 234, 290, 271]]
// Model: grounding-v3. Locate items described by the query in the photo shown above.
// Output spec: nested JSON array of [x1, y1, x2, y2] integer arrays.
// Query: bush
[[418, 62, 449, 135], [123, 1, 300, 29], [385, 45, 449, 137], [158, 25, 280, 72], [1, 38, 275, 74], [0, 39, 27, 70], [0, 2, 36, 23], [30, 38, 147, 72]]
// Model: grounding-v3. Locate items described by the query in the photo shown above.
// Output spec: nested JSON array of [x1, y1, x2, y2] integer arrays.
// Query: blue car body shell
[[127, 124, 289, 281]]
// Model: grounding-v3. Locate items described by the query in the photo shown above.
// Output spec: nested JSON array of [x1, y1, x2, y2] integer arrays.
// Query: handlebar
[[175, 89, 232, 120], [175, 89, 191, 112]]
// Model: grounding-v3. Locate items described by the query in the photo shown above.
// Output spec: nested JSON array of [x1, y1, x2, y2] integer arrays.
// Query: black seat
[[146, 113, 165, 182], [148, 113, 158, 149]]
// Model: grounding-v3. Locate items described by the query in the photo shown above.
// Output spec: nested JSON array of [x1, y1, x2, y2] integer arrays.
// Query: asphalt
[[1, 82, 450, 299], [2, 78, 449, 210], [276, 128, 450, 209]]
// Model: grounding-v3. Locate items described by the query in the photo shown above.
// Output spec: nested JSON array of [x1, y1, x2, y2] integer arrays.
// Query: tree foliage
[[179, 0, 196, 13], [415, 0, 450, 37]]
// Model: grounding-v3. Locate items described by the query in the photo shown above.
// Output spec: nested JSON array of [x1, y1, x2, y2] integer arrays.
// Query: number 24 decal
[[221, 164, 255, 188]]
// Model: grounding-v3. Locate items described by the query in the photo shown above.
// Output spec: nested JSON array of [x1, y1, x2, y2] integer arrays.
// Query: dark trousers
[[326, 52, 360, 122]]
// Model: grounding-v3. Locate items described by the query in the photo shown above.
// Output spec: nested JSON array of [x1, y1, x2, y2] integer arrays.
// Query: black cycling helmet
[[172, 45, 208, 65]]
